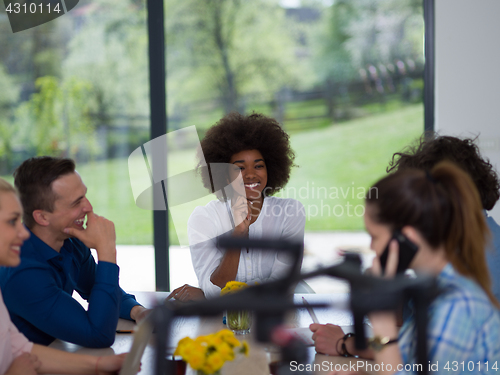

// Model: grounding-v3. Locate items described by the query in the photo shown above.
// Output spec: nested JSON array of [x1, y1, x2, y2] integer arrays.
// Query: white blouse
[[188, 196, 305, 298]]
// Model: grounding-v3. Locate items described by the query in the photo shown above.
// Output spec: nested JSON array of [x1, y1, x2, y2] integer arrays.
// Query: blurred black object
[[151, 238, 437, 375]]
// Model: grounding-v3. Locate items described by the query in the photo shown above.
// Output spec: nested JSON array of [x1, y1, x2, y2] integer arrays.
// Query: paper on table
[[286, 294, 373, 346], [292, 294, 354, 327], [286, 326, 361, 346]]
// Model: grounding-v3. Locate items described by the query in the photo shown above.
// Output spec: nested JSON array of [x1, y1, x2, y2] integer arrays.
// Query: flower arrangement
[[174, 329, 249, 375], [221, 281, 252, 334], [220, 281, 249, 295]]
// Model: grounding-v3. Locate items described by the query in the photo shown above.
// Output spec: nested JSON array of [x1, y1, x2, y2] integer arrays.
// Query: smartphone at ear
[[379, 230, 419, 275]]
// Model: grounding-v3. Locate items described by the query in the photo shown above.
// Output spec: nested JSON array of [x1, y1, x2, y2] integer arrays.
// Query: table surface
[[48, 293, 375, 375]]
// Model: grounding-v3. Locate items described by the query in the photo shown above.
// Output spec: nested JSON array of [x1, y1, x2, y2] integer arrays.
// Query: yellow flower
[[174, 329, 248, 373], [240, 341, 249, 356], [217, 341, 235, 361], [187, 350, 205, 370], [221, 281, 248, 295], [207, 352, 224, 372], [207, 334, 223, 347], [174, 336, 193, 356], [223, 334, 241, 348], [217, 329, 234, 339], [194, 336, 208, 346], [177, 341, 195, 358], [193, 342, 207, 358]]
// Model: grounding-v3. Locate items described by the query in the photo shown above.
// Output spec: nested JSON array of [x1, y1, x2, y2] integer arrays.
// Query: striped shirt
[[397, 263, 500, 374]]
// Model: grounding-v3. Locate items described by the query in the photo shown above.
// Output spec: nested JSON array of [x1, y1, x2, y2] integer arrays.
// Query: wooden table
[[49, 293, 375, 375]]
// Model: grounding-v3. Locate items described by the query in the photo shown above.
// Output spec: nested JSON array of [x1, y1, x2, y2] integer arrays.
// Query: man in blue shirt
[[0, 157, 149, 348], [387, 135, 500, 301]]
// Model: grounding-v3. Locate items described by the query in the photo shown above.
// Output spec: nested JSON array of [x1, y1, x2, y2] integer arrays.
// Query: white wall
[[435, 0, 500, 220]]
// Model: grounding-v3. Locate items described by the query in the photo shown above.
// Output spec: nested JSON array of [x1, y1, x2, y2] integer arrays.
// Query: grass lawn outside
[[282, 103, 424, 231], [3, 103, 424, 245]]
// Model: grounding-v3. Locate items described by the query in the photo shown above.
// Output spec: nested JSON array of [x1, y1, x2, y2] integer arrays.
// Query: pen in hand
[[302, 297, 319, 324]]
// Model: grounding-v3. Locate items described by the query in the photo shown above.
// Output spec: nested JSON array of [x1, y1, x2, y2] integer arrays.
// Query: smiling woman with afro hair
[[168, 112, 305, 301], [196, 112, 296, 198]]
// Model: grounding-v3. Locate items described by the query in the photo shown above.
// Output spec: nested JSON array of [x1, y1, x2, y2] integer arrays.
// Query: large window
[[164, 0, 426, 291], [1, 0, 429, 292], [165, 0, 424, 235], [0, 1, 153, 289]]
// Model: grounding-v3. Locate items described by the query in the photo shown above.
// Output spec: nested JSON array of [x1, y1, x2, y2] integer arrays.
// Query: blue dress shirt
[[0, 230, 140, 348]]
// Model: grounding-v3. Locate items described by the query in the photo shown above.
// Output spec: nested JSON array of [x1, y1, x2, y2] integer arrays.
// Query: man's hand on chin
[[64, 211, 117, 263]]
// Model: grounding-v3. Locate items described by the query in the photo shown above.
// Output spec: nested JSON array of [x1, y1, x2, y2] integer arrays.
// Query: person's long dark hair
[[367, 161, 499, 308]]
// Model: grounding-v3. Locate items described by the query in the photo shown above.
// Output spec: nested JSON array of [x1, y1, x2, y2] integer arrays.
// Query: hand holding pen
[[304, 297, 343, 355]]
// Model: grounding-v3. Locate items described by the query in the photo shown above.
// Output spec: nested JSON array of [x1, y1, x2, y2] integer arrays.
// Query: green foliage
[[12, 76, 96, 158], [313, 0, 358, 83], [31, 77, 61, 154], [165, 0, 300, 114], [313, 0, 424, 83], [0, 119, 15, 162], [0, 64, 20, 111], [279, 103, 424, 231], [0, 0, 426, 243], [39, 104, 423, 245], [76, 157, 153, 245], [62, 0, 149, 122], [346, 0, 424, 67], [0, 64, 19, 163], [0, 18, 64, 81]]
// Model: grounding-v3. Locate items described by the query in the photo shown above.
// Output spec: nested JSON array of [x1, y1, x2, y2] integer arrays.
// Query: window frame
[[148, 0, 436, 291]]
